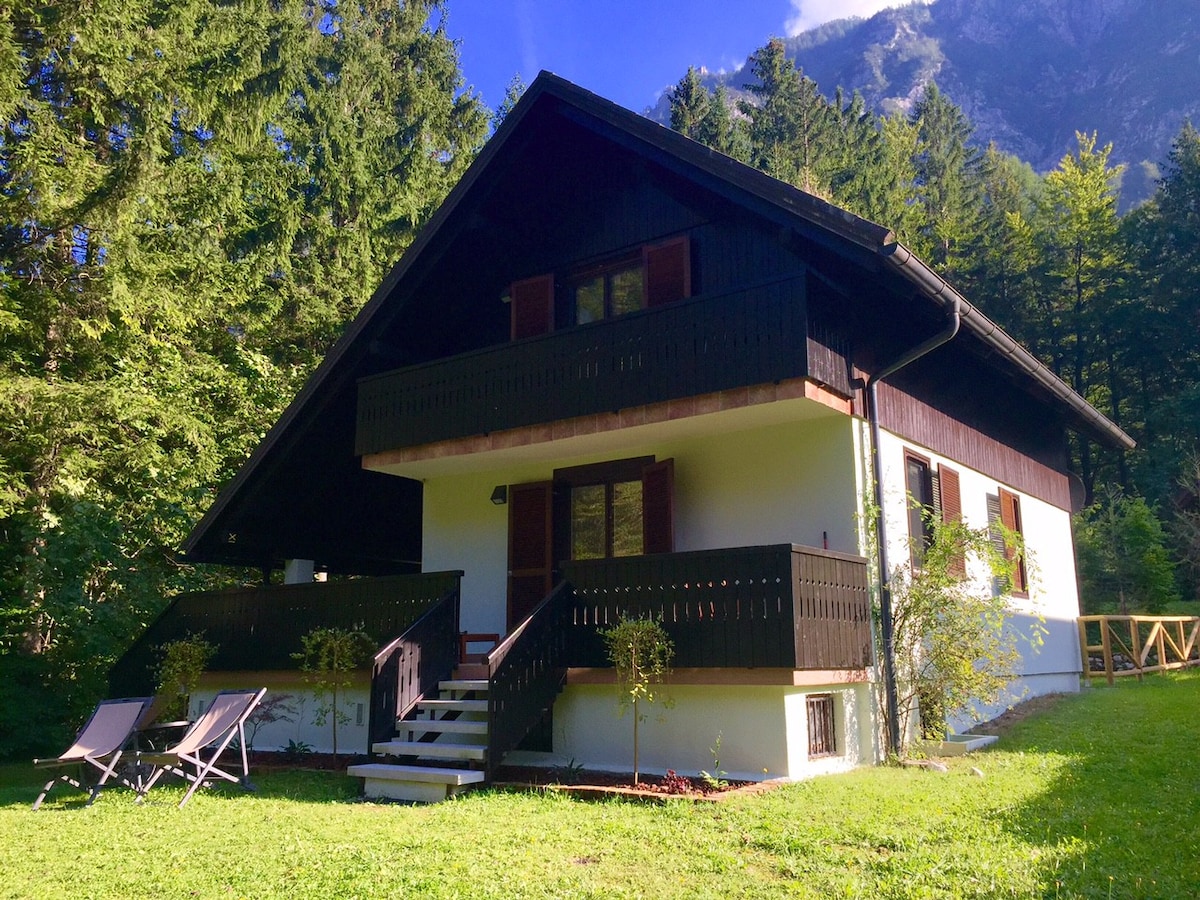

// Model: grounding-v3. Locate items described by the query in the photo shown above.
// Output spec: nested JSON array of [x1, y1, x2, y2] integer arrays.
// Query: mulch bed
[[241, 752, 785, 802], [491, 765, 783, 803]]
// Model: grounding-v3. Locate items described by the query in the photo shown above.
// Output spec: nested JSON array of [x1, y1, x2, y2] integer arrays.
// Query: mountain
[[650, 0, 1200, 205]]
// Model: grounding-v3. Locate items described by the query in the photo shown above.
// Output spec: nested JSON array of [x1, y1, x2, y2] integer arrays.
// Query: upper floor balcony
[[355, 273, 852, 456]]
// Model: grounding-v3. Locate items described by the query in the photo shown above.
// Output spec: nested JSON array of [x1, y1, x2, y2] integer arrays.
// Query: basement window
[[807, 694, 838, 758]]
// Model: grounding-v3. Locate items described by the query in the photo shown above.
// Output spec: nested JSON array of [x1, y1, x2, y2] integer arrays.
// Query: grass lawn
[[3, 672, 1198, 899]]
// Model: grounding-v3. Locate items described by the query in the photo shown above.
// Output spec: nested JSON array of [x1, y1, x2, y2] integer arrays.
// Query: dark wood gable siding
[[877, 380, 1071, 510]]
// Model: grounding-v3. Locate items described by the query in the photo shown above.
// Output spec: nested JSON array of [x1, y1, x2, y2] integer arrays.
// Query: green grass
[[4, 672, 1199, 898]]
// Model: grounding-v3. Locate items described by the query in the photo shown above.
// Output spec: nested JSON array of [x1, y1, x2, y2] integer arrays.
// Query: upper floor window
[[573, 254, 644, 325], [905, 451, 935, 568], [905, 450, 964, 576], [988, 487, 1028, 596], [508, 236, 692, 340]]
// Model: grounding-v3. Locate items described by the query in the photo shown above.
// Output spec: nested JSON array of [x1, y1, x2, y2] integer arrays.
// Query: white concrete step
[[348, 763, 486, 803], [438, 679, 488, 693], [373, 740, 486, 761], [418, 698, 488, 714], [402, 719, 488, 736]]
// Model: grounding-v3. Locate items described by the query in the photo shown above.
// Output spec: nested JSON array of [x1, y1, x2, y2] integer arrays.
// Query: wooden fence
[[1078, 615, 1200, 684]]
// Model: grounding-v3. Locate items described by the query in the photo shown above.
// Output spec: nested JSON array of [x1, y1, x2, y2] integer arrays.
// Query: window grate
[[807, 694, 837, 758]]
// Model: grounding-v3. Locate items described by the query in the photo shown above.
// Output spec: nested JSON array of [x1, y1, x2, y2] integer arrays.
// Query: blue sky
[[442, 1, 924, 114]]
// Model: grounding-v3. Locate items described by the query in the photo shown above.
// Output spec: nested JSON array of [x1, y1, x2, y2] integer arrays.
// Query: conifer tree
[[910, 82, 981, 269], [0, 0, 487, 754], [669, 67, 712, 141]]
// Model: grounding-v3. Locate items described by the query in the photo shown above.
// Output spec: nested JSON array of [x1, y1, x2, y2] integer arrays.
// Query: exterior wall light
[[490, 485, 508, 505]]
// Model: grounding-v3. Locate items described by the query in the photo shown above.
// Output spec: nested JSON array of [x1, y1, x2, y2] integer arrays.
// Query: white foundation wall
[[422, 412, 861, 636], [551, 681, 875, 781], [192, 672, 371, 755], [875, 428, 1083, 724]]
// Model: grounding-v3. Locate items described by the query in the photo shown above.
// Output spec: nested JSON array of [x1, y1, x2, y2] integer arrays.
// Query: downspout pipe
[[866, 292, 961, 758]]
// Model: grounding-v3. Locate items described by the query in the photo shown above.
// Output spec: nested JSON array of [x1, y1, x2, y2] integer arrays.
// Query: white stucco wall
[[551, 680, 875, 782], [422, 412, 860, 635], [193, 672, 371, 756], [874, 428, 1083, 725]]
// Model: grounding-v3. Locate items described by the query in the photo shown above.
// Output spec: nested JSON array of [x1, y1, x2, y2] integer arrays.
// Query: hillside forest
[[0, 9, 1195, 756]]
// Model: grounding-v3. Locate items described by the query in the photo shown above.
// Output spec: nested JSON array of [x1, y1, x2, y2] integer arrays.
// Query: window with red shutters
[[998, 487, 1028, 595]]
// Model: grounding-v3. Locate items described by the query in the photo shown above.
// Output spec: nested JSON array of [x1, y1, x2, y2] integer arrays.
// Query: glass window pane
[[609, 265, 644, 317], [575, 277, 605, 324], [611, 480, 643, 557], [571, 484, 606, 560]]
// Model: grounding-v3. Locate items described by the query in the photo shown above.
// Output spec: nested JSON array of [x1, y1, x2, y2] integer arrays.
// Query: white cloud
[[785, 0, 932, 37]]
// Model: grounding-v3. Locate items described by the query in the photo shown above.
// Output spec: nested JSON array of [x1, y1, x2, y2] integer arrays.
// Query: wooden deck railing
[[1078, 615, 1200, 684], [355, 277, 812, 455], [109, 571, 463, 697], [562, 543, 872, 670], [369, 585, 461, 748]]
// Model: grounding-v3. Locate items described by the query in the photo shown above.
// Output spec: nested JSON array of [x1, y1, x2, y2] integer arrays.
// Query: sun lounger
[[133, 688, 266, 807], [32, 697, 155, 810]]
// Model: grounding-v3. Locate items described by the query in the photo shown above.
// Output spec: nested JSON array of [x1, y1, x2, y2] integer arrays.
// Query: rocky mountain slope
[[651, 0, 1200, 203]]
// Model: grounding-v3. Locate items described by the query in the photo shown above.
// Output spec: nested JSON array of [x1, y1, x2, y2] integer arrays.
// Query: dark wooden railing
[[562, 544, 872, 670], [485, 581, 574, 779], [369, 585, 461, 747], [109, 572, 463, 697], [356, 277, 808, 455]]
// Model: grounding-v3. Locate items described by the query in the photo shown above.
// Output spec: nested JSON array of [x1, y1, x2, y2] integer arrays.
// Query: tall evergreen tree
[[1035, 132, 1127, 502], [669, 67, 712, 141], [0, 0, 487, 754], [739, 38, 835, 195], [909, 82, 981, 270]]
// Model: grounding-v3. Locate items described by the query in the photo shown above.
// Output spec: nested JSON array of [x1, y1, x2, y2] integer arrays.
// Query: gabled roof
[[183, 71, 1132, 569]]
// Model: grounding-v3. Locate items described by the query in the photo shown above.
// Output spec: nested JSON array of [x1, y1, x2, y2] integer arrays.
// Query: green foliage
[[0, 0, 485, 759], [292, 627, 375, 761], [886, 505, 1043, 747], [154, 632, 217, 721], [601, 616, 673, 783], [1075, 489, 1180, 614]]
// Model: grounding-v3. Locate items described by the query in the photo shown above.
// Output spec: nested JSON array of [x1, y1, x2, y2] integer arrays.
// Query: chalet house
[[111, 73, 1132, 802]]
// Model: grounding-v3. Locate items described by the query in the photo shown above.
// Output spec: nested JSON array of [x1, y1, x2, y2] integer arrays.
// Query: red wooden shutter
[[998, 487, 1028, 594], [507, 481, 553, 628], [510, 274, 554, 340], [643, 237, 691, 307], [938, 464, 965, 577], [641, 458, 675, 554]]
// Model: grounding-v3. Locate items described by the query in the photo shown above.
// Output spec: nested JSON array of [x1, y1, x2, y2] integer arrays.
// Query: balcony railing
[[356, 276, 813, 455], [109, 572, 463, 697], [561, 543, 873, 671]]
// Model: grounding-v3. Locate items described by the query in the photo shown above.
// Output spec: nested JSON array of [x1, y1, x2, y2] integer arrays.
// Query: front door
[[505, 458, 675, 632], [506, 481, 553, 631]]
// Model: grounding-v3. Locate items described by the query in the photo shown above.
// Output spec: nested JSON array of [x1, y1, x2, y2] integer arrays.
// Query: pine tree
[[0, 0, 487, 753], [910, 82, 981, 270], [669, 67, 712, 141], [739, 38, 836, 195], [1035, 132, 1127, 502]]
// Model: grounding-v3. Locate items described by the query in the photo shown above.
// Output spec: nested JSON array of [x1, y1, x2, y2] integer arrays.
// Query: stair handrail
[[485, 580, 575, 779], [368, 585, 461, 749]]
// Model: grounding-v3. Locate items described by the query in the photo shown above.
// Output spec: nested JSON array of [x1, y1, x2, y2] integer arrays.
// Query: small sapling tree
[[602, 616, 674, 784], [154, 632, 217, 721], [292, 627, 375, 764]]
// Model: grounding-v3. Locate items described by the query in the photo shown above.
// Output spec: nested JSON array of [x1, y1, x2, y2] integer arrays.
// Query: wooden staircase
[[348, 668, 491, 803]]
